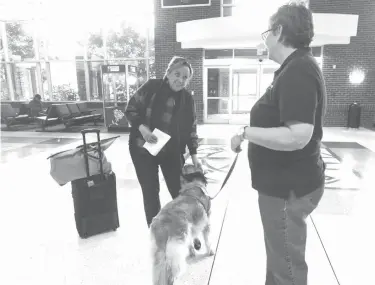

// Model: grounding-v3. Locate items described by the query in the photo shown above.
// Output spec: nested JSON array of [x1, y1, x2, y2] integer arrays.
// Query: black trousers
[[129, 144, 185, 227]]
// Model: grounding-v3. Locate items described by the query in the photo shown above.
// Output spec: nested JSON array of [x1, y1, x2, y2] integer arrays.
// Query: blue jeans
[[258, 186, 324, 285]]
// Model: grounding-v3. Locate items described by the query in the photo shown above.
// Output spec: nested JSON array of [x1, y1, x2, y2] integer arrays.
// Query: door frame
[[229, 64, 260, 124], [203, 63, 262, 124], [203, 57, 322, 124], [203, 60, 281, 124], [203, 65, 233, 124]]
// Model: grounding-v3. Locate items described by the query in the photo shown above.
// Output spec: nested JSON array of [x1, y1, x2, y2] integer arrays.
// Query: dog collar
[[183, 184, 210, 198], [183, 194, 210, 215], [182, 184, 210, 213]]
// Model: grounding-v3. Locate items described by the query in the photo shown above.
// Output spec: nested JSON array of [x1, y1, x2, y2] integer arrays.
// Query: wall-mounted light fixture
[[349, 68, 365, 85]]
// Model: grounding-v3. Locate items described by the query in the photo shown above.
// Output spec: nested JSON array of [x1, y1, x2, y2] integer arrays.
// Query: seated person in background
[[28, 94, 46, 116]]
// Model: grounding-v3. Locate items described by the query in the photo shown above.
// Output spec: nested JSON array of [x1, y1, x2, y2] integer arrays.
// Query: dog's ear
[[182, 161, 206, 175], [182, 171, 208, 186], [195, 163, 204, 174], [182, 164, 199, 176]]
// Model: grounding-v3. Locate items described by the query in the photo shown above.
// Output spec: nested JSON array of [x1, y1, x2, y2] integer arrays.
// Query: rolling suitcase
[[71, 129, 120, 238]]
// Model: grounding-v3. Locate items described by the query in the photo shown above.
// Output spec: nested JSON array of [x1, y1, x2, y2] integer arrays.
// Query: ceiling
[[0, 0, 153, 21], [177, 13, 359, 49]]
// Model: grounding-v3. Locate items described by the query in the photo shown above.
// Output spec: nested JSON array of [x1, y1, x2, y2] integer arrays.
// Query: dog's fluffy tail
[[151, 237, 190, 285]]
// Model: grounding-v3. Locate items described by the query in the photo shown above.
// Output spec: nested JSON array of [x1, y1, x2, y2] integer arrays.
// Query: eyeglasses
[[261, 28, 273, 41], [172, 57, 192, 69]]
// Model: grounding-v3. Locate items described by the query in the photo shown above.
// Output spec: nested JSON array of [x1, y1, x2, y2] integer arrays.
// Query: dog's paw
[[207, 248, 215, 256]]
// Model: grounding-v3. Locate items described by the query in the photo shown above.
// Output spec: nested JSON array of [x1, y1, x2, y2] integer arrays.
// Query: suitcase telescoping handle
[[81, 128, 104, 179]]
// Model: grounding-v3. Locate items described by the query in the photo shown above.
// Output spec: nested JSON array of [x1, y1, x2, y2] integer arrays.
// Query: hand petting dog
[[191, 154, 202, 169]]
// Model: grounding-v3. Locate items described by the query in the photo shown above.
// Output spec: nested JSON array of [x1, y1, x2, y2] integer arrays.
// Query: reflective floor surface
[[0, 126, 374, 285]]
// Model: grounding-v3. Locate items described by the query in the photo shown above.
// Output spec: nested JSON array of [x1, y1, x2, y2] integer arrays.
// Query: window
[[6, 22, 35, 61], [49, 62, 80, 101], [259, 71, 275, 96], [162, 0, 211, 8], [312, 46, 322, 57], [88, 61, 104, 101], [205, 49, 233, 59], [222, 6, 233, 17], [41, 20, 84, 60], [221, 0, 309, 18], [235, 49, 264, 58], [12, 63, 38, 101], [221, 0, 236, 17], [105, 20, 148, 59], [0, 1, 154, 102], [0, 64, 10, 100]]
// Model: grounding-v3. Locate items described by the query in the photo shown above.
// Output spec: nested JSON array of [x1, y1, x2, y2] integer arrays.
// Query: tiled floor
[[0, 126, 374, 285]]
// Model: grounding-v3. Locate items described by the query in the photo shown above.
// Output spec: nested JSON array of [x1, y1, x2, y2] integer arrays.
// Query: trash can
[[347, 102, 361, 128], [104, 104, 130, 132]]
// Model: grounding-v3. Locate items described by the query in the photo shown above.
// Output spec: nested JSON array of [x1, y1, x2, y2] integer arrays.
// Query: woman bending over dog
[[125, 56, 201, 227]]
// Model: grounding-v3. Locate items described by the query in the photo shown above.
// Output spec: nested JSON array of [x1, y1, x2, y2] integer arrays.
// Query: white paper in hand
[[143, 128, 171, 156]]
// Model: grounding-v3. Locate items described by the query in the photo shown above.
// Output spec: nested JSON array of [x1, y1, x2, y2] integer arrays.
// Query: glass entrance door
[[204, 66, 232, 123], [260, 65, 278, 95], [230, 66, 258, 124], [203, 62, 280, 124]]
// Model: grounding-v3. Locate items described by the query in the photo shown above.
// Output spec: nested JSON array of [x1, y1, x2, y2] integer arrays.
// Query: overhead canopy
[[176, 13, 359, 49]]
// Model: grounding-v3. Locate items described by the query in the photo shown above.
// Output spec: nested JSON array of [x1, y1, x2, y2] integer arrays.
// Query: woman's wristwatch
[[238, 126, 248, 140]]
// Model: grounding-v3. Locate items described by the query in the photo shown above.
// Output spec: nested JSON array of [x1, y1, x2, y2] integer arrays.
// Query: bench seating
[[66, 103, 101, 123], [76, 102, 97, 116], [0, 103, 33, 128], [37, 103, 101, 130], [58, 103, 101, 126], [35, 105, 61, 130], [3, 102, 103, 131]]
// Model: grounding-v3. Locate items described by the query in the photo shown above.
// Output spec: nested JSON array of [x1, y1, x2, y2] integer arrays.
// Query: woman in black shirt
[[125, 56, 200, 227], [231, 4, 326, 285]]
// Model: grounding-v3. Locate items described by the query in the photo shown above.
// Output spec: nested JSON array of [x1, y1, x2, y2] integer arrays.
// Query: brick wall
[[154, 0, 375, 127], [310, 0, 375, 127], [154, 0, 221, 123]]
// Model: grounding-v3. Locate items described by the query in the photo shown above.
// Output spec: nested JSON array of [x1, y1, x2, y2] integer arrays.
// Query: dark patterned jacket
[[125, 79, 198, 155]]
